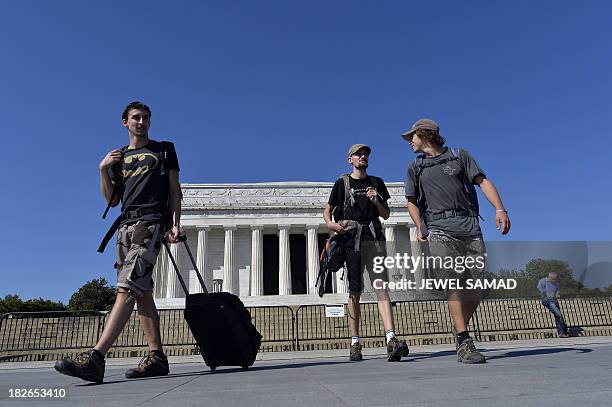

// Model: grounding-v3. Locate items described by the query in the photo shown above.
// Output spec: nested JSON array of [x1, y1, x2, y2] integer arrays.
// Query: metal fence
[[0, 311, 106, 353], [2, 296, 611, 361]]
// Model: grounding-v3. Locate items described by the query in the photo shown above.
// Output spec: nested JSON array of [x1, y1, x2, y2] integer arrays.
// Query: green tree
[[0, 294, 24, 314], [524, 258, 585, 296], [0, 294, 66, 314], [68, 278, 116, 311]]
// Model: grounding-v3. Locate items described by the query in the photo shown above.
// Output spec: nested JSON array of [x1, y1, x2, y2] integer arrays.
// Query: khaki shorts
[[115, 221, 163, 300]]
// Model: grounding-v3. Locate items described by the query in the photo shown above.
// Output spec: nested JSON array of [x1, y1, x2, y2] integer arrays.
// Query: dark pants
[[542, 298, 568, 336]]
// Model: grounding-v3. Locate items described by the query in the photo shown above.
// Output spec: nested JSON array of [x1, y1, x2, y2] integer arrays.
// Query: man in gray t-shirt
[[402, 118, 511, 364]]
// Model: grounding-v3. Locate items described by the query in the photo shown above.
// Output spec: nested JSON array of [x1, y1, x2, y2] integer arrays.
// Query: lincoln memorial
[[153, 181, 422, 308]]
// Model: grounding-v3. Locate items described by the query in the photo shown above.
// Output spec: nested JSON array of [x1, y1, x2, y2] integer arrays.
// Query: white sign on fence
[[325, 304, 345, 318]]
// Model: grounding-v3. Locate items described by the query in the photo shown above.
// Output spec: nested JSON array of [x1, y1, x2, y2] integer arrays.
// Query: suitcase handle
[[163, 238, 210, 296]]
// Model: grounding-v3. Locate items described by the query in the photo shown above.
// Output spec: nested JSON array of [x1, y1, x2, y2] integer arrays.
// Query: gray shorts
[[115, 221, 163, 300], [423, 230, 486, 300]]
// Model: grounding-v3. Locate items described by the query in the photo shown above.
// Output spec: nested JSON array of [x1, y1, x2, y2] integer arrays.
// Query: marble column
[[306, 226, 320, 295], [165, 243, 180, 298], [278, 226, 292, 295], [409, 226, 423, 287], [152, 248, 166, 299], [223, 226, 237, 294], [195, 227, 210, 293], [335, 268, 348, 293], [384, 223, 399, 281], [250, 226, 264, 296]]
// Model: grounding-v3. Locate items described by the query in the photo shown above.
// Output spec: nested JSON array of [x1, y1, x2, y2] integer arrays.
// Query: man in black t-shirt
[[55, 102, 182, 383], [324, 144, 409, 362]]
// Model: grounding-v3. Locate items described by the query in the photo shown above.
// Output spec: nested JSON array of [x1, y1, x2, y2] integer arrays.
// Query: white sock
[[351, 336, 360, 345], [385, 330, 396, 344]]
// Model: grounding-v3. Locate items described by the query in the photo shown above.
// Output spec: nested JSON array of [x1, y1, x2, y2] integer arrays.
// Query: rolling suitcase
[[164, 237, 262, 371]]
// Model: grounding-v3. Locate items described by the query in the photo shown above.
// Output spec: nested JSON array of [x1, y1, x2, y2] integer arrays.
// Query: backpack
[[97, 141, 174, 253], [315, 234, 346, 297], [412, 147, 480, 220]]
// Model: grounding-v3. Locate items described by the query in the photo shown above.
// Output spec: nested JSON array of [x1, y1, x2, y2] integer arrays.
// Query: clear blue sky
[[1, 1, 611, 303]]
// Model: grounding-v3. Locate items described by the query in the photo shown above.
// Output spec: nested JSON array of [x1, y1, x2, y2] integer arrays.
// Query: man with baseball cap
[[403, 118, 511, 364], [323, 144, 409, 362]]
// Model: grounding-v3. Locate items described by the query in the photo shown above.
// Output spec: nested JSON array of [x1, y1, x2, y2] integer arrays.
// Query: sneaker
[[387, 337, 409, 362], [349, 343, 363, 361], [54, 349, 105, 383], [558, 333, 570, 338], [125, 351, 169, 379], [457, 338, 486, 364]]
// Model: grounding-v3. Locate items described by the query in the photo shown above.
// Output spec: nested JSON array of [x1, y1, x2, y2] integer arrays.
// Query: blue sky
[[1, 1, 611, 302]]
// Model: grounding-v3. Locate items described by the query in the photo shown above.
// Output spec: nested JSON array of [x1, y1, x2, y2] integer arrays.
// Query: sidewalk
[[1, 337, 611, 406]]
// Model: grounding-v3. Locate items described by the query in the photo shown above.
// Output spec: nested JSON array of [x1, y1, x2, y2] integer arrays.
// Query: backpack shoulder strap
[[101, 145, 129, 219], [159, 141, 169, 176], [366, 175, 383, 201], [341, 173, 351, 211], [450, 147, 481, 216], [413, 155, 426, 209]]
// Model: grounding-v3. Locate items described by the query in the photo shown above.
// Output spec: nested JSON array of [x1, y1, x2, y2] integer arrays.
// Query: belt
[[424, 209, 477, 223], [97, 208, 162, 253], [124, 208, 162, 219]]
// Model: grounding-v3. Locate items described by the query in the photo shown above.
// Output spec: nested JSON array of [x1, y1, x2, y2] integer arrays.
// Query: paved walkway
[[1, 337, 611, 406]]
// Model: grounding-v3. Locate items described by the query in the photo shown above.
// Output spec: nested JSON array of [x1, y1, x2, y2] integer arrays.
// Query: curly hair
[[121, 101, 152, 121], [414, 128, 445, 146]]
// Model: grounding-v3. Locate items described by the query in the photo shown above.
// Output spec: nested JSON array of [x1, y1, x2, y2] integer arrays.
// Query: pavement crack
[[132, 375, 201, 407]]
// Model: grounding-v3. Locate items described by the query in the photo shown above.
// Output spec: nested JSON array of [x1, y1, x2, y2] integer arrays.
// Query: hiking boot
[[457, 338, 486, 364], [54, 349, 105, 383], [387, 337, 409, 362], [125, 351, 169, 379], [349, 343, 363, 361]]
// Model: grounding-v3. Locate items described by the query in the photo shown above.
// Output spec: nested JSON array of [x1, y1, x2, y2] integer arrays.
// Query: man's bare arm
[[99, 149, 123, 207], [166, 169, 182, 242], [474, 174, 511, 235], [406, 197, 428, 241], [323, 204, 345, 234]]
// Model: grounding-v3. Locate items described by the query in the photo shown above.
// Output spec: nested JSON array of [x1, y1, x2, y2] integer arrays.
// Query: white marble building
[[153, 181, 421, 308]]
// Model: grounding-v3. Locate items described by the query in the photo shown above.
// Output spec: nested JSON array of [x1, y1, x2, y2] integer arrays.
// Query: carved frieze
[[181, 182, 407, 211]]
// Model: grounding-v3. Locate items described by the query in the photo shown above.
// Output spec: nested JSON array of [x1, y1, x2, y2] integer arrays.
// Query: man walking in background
[[537, 271, 570, 338]]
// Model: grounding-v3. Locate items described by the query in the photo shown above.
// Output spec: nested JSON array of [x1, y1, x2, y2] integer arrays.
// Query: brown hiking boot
[[349, 343, 363, 361], [125, 351, 170, 379], [457, 338, 486, 364], [54, 349, 105, 383], [387, 337, 409, 362]]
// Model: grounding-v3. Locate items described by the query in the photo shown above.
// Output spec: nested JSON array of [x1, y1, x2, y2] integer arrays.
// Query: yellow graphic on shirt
[[122, 153, 159, 178]]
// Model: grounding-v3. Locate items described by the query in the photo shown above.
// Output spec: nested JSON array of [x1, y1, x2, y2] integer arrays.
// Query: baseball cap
[[401, 118, 441, 141], [347, 144, 372, 157]]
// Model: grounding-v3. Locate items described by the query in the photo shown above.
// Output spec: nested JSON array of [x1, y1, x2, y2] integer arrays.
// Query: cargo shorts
[[115, 221, 163, 300], [423, 230, 486, 302]]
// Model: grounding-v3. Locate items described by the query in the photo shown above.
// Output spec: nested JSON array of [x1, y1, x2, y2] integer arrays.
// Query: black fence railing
[[0, 311, 106, 353], [1, 297, 611, 360]]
